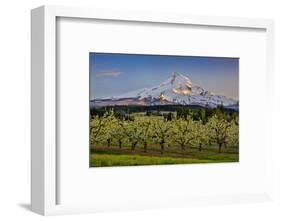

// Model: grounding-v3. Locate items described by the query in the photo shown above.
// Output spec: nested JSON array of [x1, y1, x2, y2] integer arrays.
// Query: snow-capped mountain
[[91, 72, 238, 109]]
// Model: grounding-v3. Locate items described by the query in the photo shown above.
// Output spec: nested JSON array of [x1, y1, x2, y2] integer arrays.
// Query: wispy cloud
[[96, 70, 123, 78]]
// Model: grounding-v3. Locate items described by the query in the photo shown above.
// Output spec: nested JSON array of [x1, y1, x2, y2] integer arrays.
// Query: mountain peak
[[170, 72, 193, 86], [94, 72, 238, 110], [160, 72, 193, 95], [162, 72, 193, 88]]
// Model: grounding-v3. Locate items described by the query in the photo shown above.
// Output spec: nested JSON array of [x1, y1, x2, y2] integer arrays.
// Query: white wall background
[[0, 0, 280, 220]]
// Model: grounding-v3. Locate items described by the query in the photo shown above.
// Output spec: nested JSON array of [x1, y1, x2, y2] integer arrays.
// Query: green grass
[[90, 148, 238, 167]]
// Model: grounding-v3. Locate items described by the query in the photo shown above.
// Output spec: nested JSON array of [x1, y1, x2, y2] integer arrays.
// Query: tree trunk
[[218, 143, 222, 153], [107, 139, 111, 148], [181, 145, 185, 151], [144, 143, 147, 152], [118, 140, 122, 149], [131, 142, 137, 151], [199, 143, 202, 152], [160, 143, 164, 154]]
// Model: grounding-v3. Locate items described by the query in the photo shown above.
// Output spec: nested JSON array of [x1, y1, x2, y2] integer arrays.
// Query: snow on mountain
[[92, 72, 238, 109]]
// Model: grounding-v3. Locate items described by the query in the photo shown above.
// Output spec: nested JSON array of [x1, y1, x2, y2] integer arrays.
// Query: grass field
[[90, 146, 239, 167]]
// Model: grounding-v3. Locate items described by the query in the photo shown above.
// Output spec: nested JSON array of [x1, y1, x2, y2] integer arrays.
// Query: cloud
[[96, 70, 123, 78]]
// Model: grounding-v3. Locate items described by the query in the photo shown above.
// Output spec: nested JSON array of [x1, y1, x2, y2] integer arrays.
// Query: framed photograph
[[31, 5, 274, 215], [89, 53, 239, 167]]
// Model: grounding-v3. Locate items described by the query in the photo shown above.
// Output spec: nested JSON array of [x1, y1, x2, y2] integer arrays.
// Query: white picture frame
[[31, 5, 274, 215]]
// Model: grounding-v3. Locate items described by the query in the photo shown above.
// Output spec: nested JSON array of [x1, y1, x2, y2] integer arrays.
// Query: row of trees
[[91, 105, 238, 123], [90, 110, 238, 153], [176, 106, 238, 123]]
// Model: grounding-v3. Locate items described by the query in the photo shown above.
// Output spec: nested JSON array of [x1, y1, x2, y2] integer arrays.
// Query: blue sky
[[90, 53, 239, 99]]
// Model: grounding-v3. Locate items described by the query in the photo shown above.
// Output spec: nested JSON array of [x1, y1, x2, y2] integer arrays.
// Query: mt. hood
[[91, 72, 238, 110]]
